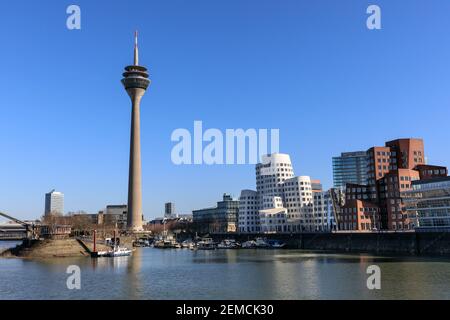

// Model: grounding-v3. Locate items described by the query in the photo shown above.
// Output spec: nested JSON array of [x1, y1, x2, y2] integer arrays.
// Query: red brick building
[[338, 138, 447, 231], [339, 199, 380, 231], [381, 169, 420, 230]]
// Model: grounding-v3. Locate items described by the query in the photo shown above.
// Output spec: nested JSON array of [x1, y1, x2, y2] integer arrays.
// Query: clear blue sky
[[1, 0, 450, 220]]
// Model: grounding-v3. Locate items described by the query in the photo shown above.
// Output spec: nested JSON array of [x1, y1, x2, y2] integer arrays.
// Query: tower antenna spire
[[134, 30, 139, 65]]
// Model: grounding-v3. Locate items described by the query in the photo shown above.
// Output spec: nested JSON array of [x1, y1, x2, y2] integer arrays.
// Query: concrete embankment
[[209, 231, 450, 256], [1, 238, 111, 258]]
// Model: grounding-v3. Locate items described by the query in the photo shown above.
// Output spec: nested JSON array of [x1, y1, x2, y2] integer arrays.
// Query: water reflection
[[1, 247, 450, 300]]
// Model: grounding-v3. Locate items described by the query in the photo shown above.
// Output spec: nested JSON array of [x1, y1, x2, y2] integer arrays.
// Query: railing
[[0, 232, 26, 240]]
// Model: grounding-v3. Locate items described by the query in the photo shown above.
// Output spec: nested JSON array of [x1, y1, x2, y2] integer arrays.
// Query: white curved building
[[239, 153, 333, 234], [238, 153, 332, 233], [240, 153, 296, 233], [256, 153, 294, 205]]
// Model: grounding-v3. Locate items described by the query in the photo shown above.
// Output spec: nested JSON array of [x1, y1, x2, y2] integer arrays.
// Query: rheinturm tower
[[122, 31, 150, 232]]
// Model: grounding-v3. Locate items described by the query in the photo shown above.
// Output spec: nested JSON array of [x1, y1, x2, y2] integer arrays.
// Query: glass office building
[[403, 177, 450, 231], [332, 151, 369, 189], [193, 194, 239, 233]]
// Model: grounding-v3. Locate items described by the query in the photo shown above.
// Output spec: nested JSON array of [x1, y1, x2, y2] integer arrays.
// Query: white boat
[[217, 239, 240, 249], [268, 240, 286, 249], [106, 246, 132, 257], [181, 239, 195, 249], [241, 240, 257, 248], [255, 237, 270, 248], [197, 237, 216, 250], [95, 250, 109, 257]]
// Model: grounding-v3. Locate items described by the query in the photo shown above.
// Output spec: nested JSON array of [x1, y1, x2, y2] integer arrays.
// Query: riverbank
[[2, 231, 449, 259], [0, 238, 112, 258]]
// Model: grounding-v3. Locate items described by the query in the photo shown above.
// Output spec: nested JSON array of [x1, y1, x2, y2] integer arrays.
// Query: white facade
[[283, 176, 314, 232], [238, 190, 259, 232], [240, 153, 294, 233], [239, 153, 340, 234], [259, 207, 288, 233], [44, 190, 64, 216], [256, 154, 294, 207], [313, 190, 337, 232]]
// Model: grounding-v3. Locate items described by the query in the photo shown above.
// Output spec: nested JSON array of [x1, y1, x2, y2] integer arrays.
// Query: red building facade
[[340, 138, 447, 231]]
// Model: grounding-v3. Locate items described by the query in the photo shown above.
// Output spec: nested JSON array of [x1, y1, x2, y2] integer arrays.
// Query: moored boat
[[134, 239, 151, 247], [197, 237, 216, 250], [241, 240, 257, 248], [106, 246, 132, 257], [267, 240, 286, 249], [181, 239, 195, 249], [153, 239, 180, 249], [217, 239, 240, 249], [91, 250, 109, 258], [255, 237, 270, 248]]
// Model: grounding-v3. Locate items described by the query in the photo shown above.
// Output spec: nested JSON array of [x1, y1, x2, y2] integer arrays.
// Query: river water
[[1, 241, 449, 300]]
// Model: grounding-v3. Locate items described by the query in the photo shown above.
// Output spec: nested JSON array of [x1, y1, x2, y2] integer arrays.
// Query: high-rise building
[[44, 190, 64, 216], [121, 32, 150, 232], [332, 151, 368, 189], [164, 202, 176, 218]]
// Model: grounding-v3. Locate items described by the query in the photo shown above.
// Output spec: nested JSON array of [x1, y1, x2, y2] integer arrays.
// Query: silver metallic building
[[403, 176, 450, 231]]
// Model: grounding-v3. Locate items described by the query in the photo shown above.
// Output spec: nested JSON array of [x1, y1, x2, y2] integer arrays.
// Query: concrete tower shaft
[[121, 32, 150, 232]]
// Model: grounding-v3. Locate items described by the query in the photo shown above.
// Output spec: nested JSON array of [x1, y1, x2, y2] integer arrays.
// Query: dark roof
[[412, 176, 450, 185], [414, 164, 447, 170]]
